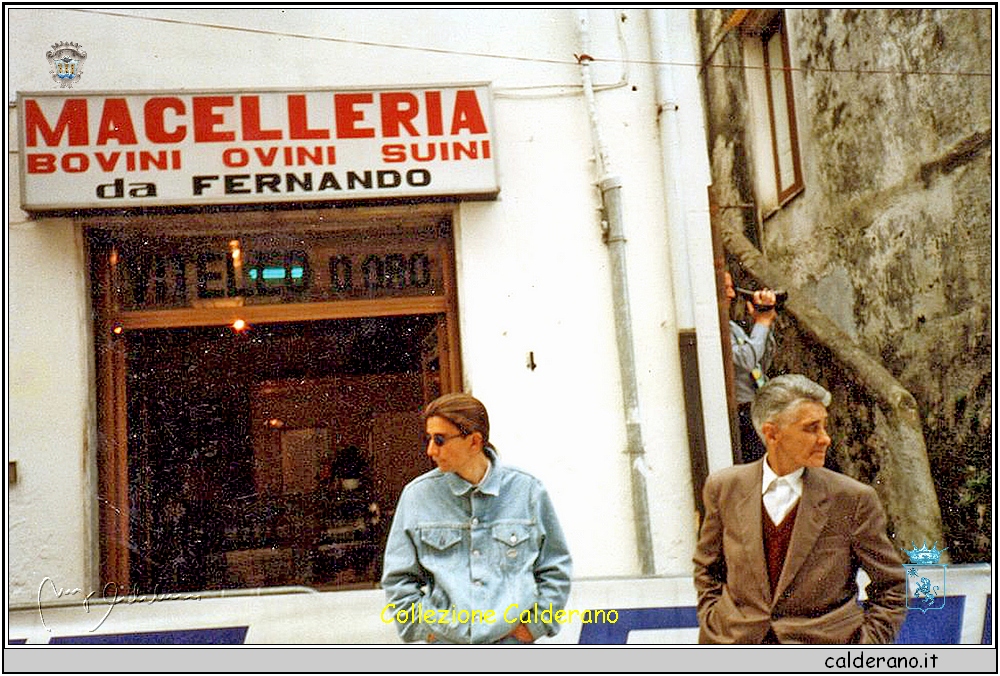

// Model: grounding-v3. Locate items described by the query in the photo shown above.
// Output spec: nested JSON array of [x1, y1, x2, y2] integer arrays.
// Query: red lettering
[[62, 153, 89, 173], [145, 98, 187, 143], [425, 91, 443, 136], [296, 146, 323, 164], [95, 98, 138, 145], [192, 96, 235, 142], [450, 90, 488, 134], [335, 93, 375, 138], [380, 92, 420, 137], [241, 96, 282, 141], [23, 89, 489, 157], [223, 148, 249, 167], [139, 150, 169, 170], [26, 153, 56, 173], [412, 143, 436, 161], [287, 95, 329, 140], [254, 147, 279, 166], [95, 151, 121, 171], [382, 144, 406, 162], [24, 99, 89, 147]]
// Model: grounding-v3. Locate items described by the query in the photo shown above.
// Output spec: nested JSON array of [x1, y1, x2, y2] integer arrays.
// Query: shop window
[[126, 318, 436, 592], [88, 211, 461, 594], [739, 9, 804, 217]]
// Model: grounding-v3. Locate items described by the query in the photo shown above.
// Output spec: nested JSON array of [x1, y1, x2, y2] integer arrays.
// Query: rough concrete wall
[[768, 312, 937, 550], [698, 8, 991, 562]]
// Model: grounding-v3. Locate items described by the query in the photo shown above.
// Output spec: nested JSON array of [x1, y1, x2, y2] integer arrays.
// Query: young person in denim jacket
[[381, 393, 572, 644]]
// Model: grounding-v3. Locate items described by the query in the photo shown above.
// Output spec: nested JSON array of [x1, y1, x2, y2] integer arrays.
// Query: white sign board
[[18, 85, 498, 210]]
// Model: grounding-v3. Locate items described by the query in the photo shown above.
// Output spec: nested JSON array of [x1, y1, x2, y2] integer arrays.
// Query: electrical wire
[[63, 8, 990, 80]]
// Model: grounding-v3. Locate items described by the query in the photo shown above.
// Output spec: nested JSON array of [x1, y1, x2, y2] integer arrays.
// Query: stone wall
[[698, 8, 991, 562]]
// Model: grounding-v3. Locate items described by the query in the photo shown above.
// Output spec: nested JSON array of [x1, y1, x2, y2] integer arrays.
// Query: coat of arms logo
[[47, 42, 86, 88], [901, 540, 947, 613]]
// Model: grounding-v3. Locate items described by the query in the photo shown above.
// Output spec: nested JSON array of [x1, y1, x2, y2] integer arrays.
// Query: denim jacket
[[730, 319, 775, 404], [381, 449, 572, 644]]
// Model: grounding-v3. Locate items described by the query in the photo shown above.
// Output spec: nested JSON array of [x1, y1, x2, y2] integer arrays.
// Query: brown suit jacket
[[692, 461, 907, 644]]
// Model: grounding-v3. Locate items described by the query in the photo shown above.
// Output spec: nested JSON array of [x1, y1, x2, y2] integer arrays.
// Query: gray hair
[[750, 374, 832, 439]]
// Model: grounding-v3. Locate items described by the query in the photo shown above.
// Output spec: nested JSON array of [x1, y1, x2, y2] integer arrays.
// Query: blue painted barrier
[[48, 626, 248, 645]]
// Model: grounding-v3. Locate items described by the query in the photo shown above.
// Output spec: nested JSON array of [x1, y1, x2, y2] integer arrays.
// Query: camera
[[735, 287, 787, 312]]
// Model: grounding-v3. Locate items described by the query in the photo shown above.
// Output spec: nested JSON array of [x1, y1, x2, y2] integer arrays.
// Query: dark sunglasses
[[426, 432, 466, 447]]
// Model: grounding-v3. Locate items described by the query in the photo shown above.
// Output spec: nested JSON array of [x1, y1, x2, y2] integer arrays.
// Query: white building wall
[[8, 192, 97, 604], [6, 7, 726, 603]]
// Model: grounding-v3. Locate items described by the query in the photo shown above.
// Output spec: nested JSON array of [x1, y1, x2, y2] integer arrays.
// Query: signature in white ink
[[37, 577, 200, 633]]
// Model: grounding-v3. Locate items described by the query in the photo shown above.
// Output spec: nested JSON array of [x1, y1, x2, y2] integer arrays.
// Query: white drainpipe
[[648, 8, 713, 519], [577, 9, 655, 575]]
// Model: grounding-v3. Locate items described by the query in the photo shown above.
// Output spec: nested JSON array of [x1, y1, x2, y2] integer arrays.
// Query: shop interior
[[124, 315, 440, 593]]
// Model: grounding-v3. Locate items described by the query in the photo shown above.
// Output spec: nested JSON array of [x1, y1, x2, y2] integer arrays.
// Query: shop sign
[[18, 85, 498, 210], [111, 233, 447, 311]]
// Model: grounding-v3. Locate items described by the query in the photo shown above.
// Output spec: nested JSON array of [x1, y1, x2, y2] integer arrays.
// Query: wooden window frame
[[87, 204, 464, 589], [761, 16, 804, 205], [737, 9, 805, 216]]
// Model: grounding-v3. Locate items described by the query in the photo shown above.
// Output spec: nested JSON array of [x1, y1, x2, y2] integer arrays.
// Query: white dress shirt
[[761, 459, 803, 526]]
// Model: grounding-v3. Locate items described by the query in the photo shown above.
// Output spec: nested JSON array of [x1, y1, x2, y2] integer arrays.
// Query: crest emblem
[[47, 42, 86, 88], [901, 540, 947, 613]]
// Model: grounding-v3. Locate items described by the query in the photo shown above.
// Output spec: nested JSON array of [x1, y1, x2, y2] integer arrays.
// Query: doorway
[[126, 315, 441, 592], [88, 207, 462, 592]]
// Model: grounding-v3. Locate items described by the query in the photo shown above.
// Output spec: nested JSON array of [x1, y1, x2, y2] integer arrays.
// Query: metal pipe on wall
[[648, 8, 711, 521], [577, 9, 655, 575]]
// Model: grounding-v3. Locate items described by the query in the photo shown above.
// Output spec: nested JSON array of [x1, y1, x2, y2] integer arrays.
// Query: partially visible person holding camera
[[724, 271, 779, 463]]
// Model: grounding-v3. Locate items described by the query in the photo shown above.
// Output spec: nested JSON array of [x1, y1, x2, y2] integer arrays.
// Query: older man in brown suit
[[693, 374, 907, 644]]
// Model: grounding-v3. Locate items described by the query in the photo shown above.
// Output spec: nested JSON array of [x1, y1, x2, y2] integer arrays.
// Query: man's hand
[[748, 288, 778, 327]]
